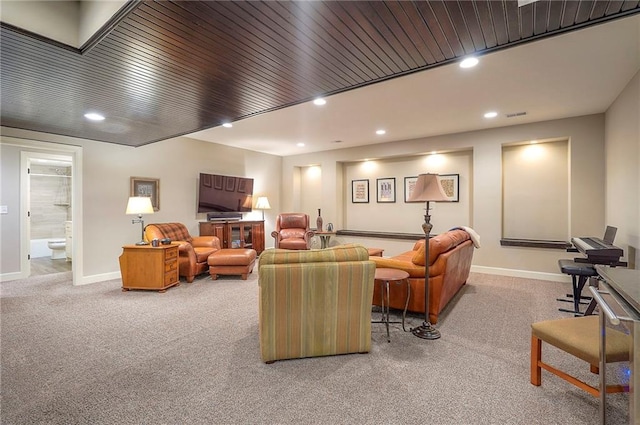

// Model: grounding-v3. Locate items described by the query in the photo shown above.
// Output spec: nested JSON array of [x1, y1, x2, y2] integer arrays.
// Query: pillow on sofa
[[411, 229, 471, 266]]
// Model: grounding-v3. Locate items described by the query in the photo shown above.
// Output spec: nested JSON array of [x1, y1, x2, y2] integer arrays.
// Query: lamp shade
[[407, 173, 450, 202], [255, 196, 271, 210], [125, 196, 154, 215]]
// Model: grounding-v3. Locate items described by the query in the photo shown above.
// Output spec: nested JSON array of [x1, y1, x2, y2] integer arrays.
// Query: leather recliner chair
[[271, 213, 315, 250], [144, 223, 220, 282]]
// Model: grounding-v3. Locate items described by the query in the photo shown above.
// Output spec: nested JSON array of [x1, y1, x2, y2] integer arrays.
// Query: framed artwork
[[214, 175, 223, 190], [404, 176, 419, 203], [130, 177, 160, 211], [351, 179, 369, 203], [225, 176, 236, 192], [439, 174, 459, 202], [237, 178, 248, 193], [376, 177, 396, 203]]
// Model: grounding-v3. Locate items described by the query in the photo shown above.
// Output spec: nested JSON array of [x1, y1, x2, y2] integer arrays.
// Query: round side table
[[372, 268, 410, 342]]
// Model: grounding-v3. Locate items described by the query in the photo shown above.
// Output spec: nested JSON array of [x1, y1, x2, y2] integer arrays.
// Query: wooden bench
[[531, 315, 630, 397]]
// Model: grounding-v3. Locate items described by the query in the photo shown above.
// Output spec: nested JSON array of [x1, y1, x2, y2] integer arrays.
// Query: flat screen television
[[197, 173, 254, 213]]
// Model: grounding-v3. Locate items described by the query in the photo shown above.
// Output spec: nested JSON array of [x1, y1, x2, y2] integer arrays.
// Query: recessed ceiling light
[[222, 123, 233, 128], [376, 129, 386, 135], [84, 112, 105, 121], [313, 98, 326, 106], [460, 57, 479, 68], [297, 142, 305, 147], [484, 111, 498, 118]]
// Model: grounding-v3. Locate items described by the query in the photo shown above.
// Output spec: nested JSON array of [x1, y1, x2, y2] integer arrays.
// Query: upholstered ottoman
[[207, 249, 257, 280]]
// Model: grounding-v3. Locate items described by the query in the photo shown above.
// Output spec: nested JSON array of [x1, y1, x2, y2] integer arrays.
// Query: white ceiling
[[184, 14, 640, 157]]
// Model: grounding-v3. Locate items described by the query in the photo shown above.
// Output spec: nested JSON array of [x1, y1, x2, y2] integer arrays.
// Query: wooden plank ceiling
[[1, 0, 639, 148]]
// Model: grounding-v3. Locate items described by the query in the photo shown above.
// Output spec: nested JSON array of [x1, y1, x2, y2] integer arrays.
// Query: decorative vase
[[316, 208, 323, 232]]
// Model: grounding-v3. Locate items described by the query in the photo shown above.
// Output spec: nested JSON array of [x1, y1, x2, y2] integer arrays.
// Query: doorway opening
[[28, 154, 73, 277]]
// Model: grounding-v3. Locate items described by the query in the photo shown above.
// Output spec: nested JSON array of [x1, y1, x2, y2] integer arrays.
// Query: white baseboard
[[471, 265, 571, 283], [75, 271, 121, 286], [0, 271, 29, 282]]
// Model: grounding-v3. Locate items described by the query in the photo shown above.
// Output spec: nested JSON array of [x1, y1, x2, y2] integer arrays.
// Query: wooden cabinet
[[200, 220, 265, 255], [119, 244, 179, 292]]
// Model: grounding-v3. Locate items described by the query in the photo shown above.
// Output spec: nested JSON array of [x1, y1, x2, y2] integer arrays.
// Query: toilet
[[47, 239, 66, 260]]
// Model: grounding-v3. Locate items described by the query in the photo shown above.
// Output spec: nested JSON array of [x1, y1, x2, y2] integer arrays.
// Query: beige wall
[[605, 70, 640, 269], [343, 151, 472, 234], [283, 114, 607, 277], [502, 140, 569, 241], [0, 129, 282, 283]]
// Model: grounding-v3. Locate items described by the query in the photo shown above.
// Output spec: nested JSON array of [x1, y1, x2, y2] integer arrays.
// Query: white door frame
[[6, 137, 83, 284]]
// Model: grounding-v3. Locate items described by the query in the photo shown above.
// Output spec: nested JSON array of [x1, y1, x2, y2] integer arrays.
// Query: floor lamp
[[126, 196, 154, 245], [407, 173, 450, 340], [255, 196, 271, 220]]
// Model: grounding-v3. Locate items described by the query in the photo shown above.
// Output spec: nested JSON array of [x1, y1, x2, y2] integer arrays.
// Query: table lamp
[[407, 173, 450, 339], [255, 196, 271, 220], [126, 196, 154, 245]]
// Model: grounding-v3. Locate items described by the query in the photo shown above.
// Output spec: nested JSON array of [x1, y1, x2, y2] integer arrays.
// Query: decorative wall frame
[[439, 173, 459, 202], [214, 175, 224, 190], [237, 178, 248, 193], [130, 177, 160, 211], [225, 176, 236, 192], [351, 179, 369, 203], [376, 177, 396, 203], [404, 176, 419, 203]]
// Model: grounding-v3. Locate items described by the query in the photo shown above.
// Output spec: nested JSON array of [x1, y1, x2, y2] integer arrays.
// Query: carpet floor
[[0, 270, 630, 424]]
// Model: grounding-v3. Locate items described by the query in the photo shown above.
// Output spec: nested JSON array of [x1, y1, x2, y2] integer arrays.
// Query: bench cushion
[[208, 249, 256, 266], [531, 315, 630, 365], [558, 259, 597, 276]]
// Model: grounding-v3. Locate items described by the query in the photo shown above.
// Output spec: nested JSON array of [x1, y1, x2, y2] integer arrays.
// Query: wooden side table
[[372, 268, 410, 342], [119, 243, 180, 292]]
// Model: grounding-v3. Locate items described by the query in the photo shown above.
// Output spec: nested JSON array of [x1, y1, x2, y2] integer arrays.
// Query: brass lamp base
[[411, 321, 441, 340]]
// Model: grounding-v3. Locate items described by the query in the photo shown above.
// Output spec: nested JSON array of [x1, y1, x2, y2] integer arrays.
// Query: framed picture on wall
[[439, 174, 459, 202], [404, 176, 419, 203], [214, 175, 223, 190], [351, 179, 369, 203], [237, 178, 248, 193], [376, 177, 395, 203], [225, 176, 236, 192], [130, 177, 160, 211]]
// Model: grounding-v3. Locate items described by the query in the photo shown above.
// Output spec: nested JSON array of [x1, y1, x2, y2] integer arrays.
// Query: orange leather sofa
[[370, 229, 475, 324], [145, 223, 220, 283]]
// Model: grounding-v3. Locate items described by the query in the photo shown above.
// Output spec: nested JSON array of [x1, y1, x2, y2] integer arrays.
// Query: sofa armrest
[[369, 256, 426, 278], [191, 236, 221, 249]]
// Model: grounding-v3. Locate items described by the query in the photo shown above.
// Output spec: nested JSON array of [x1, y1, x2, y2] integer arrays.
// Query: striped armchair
[[258, 244, 376, 363]]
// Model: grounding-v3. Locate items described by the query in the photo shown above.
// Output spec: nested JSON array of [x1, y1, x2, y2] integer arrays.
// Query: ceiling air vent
[[505, 112, 527, 118]]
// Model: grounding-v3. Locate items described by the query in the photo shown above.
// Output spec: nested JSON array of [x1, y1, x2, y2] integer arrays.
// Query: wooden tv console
[[199, 220, 265, 255]]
